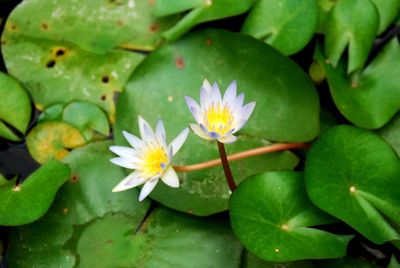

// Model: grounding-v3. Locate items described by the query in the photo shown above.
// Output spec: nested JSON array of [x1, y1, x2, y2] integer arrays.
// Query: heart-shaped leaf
[[158, 0, 254, 41], [26, 121, 86, 164], [115, 29, 319, 215], [0, 71, 31, 141], [7, 141, 150, 267], [317, 39, 400, 129], [0, 159, 70, 226], [62, 101, 109, 141], [1, 34, 144, 119], [76, 207, 242, 268], [305, 125, 400, 244], [241, 0, 318, 55], [324, 0, 379, 73], [230, 171, 351, 262], [3, 0, 179, 53]]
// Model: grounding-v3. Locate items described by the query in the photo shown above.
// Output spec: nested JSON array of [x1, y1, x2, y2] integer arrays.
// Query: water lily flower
[[185, 79, 255, 144], [109, 116, 189, 201]]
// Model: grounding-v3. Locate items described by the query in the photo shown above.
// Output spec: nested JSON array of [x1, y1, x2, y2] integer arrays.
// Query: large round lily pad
[[7, 141, 150, 267], [305, 125, 400, 244], [115, 29, 318, 215], [0, 160, 70, 226], [0, 71, 31, 141], [230, 171, 351, 262]]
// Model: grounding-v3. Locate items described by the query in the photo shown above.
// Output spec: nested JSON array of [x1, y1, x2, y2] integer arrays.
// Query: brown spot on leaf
[[1, 39, 6, 45], [102, 76, 110, 83], [46, 60, 56, 68], [117, 20, 124, 26], [41, 22, 49, 30], [106, 240, 113, 244], [351, 81, 359, 88], [101, 94, 106, 101], [175, 57, 185, 69], [205, 38, 212, 46], [70, 175, 79, 183], [10, 24, 17, 30], [149, 23, 159, 32], [63, 208, 68, 214], [55, 49, 65, 56], [187, 210, 193, 215], [148, 0, 156, 5]]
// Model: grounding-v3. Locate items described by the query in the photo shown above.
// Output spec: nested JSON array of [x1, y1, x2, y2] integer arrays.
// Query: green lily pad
[[230, 171, 351, 262], [243, 251, 315, 268], [158, 0, 254, 41], [317, 39, 400, 129], [0, 71, 31, 141], [0, 159, 70, 226], [241, 0, 317, 55], [378, 112, 400, 156], [370, 0, 400, 34], [324, 0, 379, 73], [7, 141, 150, 267], [62, 101, 109, 141], [38, 103, 64, 123], [26, 121, 86, 164], [116, 29, 318, 215], [305, 125, 400, 244], [3, 0, 179, 53], [76, 207, 242, 268], [1, 34, 144, 120]]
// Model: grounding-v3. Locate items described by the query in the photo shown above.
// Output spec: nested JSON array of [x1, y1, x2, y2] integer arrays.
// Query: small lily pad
[[241, 0, 318, 55], [230, 171, 351, 262], [26, 121, 86, 164], [305, 125, 400, 244], [0, 159, 70, 226], [318, 39, 400, 129], [62, 101, 109, 141], [324, 0, 379, 73], [0, 71, 31, 141]]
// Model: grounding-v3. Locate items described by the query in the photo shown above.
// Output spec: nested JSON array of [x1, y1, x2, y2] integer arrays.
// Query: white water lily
[[109, 116, 189, 201], [185, 79, 255, 144]]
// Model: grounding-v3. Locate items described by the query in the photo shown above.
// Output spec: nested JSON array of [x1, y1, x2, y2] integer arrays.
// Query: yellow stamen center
[[142, 146, 168, 177], [204, 103, 234, 136]]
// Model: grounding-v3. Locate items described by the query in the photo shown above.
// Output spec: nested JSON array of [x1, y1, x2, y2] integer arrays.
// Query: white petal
[[200, 86, 211, 108], [233, 93, 244, 111], [112, 172, 146, 192], [122, 130, 144, 150], [223, 80, 237, 105], [189, 123, 213, 140], [218, 135, 237, 144], [169, 127, 189, 155], [156, 120, 166, 141], [139, 179, 159, 201], [138, 116, 156, 141], [161, 166, 179, 188], [109, 146, 137, 158], [211, 82, 222, 102], [235, 102, 256, 131], [185, 96, 202, 122], [110, 157, 139, 169], [202, 79, 212, 94]]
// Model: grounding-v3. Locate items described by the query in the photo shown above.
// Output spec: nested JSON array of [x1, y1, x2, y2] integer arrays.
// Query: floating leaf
[[76, 208, 242, 268], [305, 125, 400, 244], [7, 141, 150, 267], [0, 71, 31, 141], [26, 121, 86, 164], [38, 103, 64, 123], [318, 39, 400, 129], [370, 0, 400, 34], [0, 159, 70, 226], [3, 0, 179, 53], [324, 0, 379, 73], [159, 0, 254, 41], [115, 29, 318, 215], [241, 0, 317, 55], [62, 101, 109, 141], [378, 112, 400, 156], [230, 171, 351, 262], [1, 34, 144, 119]]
